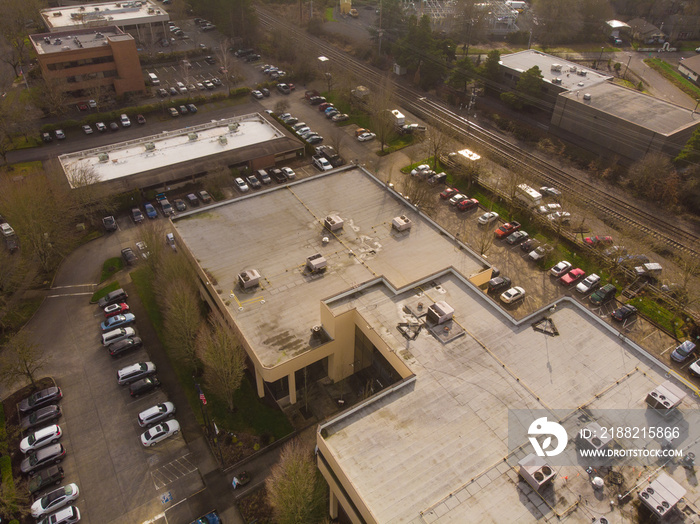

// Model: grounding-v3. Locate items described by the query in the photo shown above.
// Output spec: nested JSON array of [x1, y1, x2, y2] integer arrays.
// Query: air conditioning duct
[[645, 380, 685, 416], [392, 215, 412, 232], [576, 422, 611, 451], [518, 454, 555, 491], [188, 132, 198, 141], [237, 269, 260, 289], [638, 473, 685, 518], [324, 214, 343, 231], [306, 253, 327, 272], [218, 136, 228, 145], [144, 142, 155, 151]]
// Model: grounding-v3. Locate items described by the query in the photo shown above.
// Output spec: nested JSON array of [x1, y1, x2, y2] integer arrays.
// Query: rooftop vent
[[306, 253, 327, 273], [238, 269, 260, 289], [52, 11, 63, 16], [53, 38, 62, 45], [144, 142, 155, 151], [392, 215, 412, 232], [638, 473, 686, 519], [95, 33, 104, 38], [645, 380, 686, 416], [228, 123, 239, 132], [324, 214, 343, 231], [552, 77, 562, 84], [188, 132, 198, 141], [570, 65, 577, 72], [583, 93, 591, 100], [550, 63, 562, 72], [518, 454, 555, 492], [98, 153, 109, 162], [62, 46, 71, 51], [576, 422, 612, 451], [577, 69, 587, 76], [427, 301, 454, 325], [218, 136, 228, 145]]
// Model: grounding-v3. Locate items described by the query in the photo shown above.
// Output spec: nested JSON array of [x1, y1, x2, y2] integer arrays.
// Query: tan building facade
[[31, 27, 145, 97]]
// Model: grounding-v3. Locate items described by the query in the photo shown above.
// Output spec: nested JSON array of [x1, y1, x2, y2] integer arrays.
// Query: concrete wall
[[110, 35, 147, 95]]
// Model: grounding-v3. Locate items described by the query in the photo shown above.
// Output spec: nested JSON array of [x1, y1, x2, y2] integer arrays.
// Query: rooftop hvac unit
[[237, 269, 260, 289], [550, 63, 562, 72], [98, 153, 109, 163], [188, 132, 198, 141], [552, 77, 562, 84], [576, 422, 612, 451], [645, 380, 686, 416], [53, 11, 63, 16], [577, 70, 587, 76], [518, 454, 555, 491], [62, 46, 71, 51], [218, 136, 228, 145], [638, 473, 686, 519], [95, 33, 104, 38], [144, 142, 155, 151], [306, 253, 327, 272], [324, 214, 343, 231], [228, 123, 239, 132], [583, 93, 591, 100], [392, 215, 412, 232], [570, 65, 577, 72], [427, 301, 454, 325]]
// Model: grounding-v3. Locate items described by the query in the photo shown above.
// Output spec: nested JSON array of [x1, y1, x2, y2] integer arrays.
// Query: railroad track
[[258, 10, 699, 258]]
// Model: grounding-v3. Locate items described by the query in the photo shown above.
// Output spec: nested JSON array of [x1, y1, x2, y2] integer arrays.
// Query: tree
[[478, 50, 502, 93], [369, 74, 397, 153], [266, 439, 327, 524], [628, 152, 678, 204], [424, 123, 451, 173], [674, 126, 700, 166], [0, 330, 49, 389], [65, 161, 107, 222], [197, 316, 246, 411], [0, 0, 42, 77], [515, 66, 544, 107], [531, 0, 584, 45], [447, 56, 476, 92], [30, 79, 68, 118], [401, 174, 437, 214]]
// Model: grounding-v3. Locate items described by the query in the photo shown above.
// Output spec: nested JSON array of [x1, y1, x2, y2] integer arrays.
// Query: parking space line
[[150, 453, 198, 489]]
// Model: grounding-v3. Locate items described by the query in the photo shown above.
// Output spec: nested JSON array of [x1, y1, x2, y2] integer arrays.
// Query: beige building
[[30, 26, 145, 98]]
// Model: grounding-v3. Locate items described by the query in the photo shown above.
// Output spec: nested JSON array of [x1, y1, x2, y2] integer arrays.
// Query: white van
[[102, 327, 136, 346], [148, 73, 160, 86]]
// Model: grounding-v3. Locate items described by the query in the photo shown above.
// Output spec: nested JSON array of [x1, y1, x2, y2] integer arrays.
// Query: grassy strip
[[0, 404, 7, 455], [130, 267, 292, 438], [5, 161, 43, 173], [628, 297, 684, 338], [101, 257, 125, 283], [644, 58, 700, 99], [0, 455, 17, 515], [90, 281, 121, 304], [324, 7, 336, 21]]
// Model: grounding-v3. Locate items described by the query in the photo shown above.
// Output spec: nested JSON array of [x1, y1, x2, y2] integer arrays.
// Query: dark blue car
[[145, 203, 157, 219]]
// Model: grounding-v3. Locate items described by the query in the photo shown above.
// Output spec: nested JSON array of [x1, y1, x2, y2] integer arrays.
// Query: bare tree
[[65, 161, 108, 222], [424, 123, 451, 172], [30, 78, 68, 118], [162, 279, 204, 369], [401, 175, 437, 214], [266, 439, 327, 524], [0, 330, 49, 389], [327, 127, 346, 159], [0, 0, 42, 77], [140, 220, 169, 274], [369, 74, 397, 152], [196, 315, 246, 411]]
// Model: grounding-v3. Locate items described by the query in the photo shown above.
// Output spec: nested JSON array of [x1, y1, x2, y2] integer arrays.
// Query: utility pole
[[624, 54, 632, 80]]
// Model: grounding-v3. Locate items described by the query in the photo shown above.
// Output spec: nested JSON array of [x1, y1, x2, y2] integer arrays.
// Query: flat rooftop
[[173, 168, 487, 368], [500, 50, 612, 91], [30, 27, 126, 55], [59, 114, 286, 188], [558, 82, 700, 135], [41, 0, 168, 32], [320, 277, 700, 523]]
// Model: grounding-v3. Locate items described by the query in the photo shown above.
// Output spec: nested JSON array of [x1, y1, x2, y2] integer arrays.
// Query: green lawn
[[90, 281, 121, 304], [101, 257, 124, 282], [628, 296, 684, 338]]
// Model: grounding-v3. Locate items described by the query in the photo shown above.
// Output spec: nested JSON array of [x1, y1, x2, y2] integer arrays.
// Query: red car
[[104, 302, 130, 318], [560, 268, 585, 286], [584, 236, 613, 246], [440, 187, 459, 199], [456, 198, 479, 211]]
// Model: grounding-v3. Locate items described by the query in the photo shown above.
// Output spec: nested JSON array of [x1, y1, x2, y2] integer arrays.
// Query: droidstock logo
[[528, 417, 568, 457]]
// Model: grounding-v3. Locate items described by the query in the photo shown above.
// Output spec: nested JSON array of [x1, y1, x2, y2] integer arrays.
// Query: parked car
[[54, 130, 66, 140], [506, 231, 529, 245], [102, 327, 136, 347], [130, 376, 161, 397], [187, 104, 198, 113], [689, 357, 700, 378], [102, 216, 117, 232], [540, 186, 561, 197], [611, 304, 637, 322], [477, 212, 499, 225], [121, 247, 138, 265], [117, 362, 156, 385], [671, 340, 696, 363], [186, 193, 200, 207], [20, 425, 62, 454], [108, 336, 142, 358], [488, 276, 511, 294], [138, 402, 177, 427], [101, 313, 136, 331], [82, 124, 93, 135], [500, 287, 525, 304], [0, 223, 16, 237], [332, 113, 349, 122], [234, 177, 249, 192], [448, 194, 467, 206], [168, 107, 180, 118], [31, 483, 79, 518], [584, 235, 613, 246], [456, 198, 479, 211], [19, 387, 62, 414], [36, 506, 80, 524], [550, 261, 572, 277], [173, 198, 187, 211], [137, 114, 146, 124], [28, 466, 64, 495], [109, 122, 119, 131], [246, 175, 261, 189], [357, 132, 376, 142], [270, 168, 286, 183], [42, 132, 52, 143], [21, 443, 66, 474], [141, 419, 181, 447], [95, 122, 107, 132], [547, 211, 571, 223], [258, 170, 272, 184], [576, 274, 601, 294], [281, 167, 296, 180], [179, 105, 188, 115], [97, 289, 128, 308], [560, 268, 585, 286], [528, 245, 552, 262], [306, 135, 324, 145], [251, 90, 264, 99], [520, 238, 539, 252], [589, 283, 617, 306], [198, 190, 212, 203], [120, 114, 131, 127], [131, 207, 144, 223]]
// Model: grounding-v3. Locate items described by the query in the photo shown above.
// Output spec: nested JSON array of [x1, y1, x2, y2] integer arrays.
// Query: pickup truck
[[312, 155, 332, 171], [494, 221, 521, 239], [160, 199, 174, 216]]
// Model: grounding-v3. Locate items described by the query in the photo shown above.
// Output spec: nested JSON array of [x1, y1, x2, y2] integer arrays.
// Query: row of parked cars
[[16, 385, 82, 523], [440, 187, 479, 211], [234, 166, 296, 193], [130, 191, 213, 224]]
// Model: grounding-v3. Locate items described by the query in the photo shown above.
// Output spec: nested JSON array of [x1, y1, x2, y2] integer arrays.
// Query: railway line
[[258, 10, 699, 258]]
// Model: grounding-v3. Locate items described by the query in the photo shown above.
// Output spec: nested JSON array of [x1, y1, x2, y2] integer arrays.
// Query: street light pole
[[598, 46, 604, 68], [624, 54, 632, 80]]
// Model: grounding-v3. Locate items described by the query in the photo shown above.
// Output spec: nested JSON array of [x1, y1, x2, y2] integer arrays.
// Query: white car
[[20, 424, 62, 454], [477, 212, 499, 225], [31, 483, 80, 518], [500, 287, 525, 304], [120, 114, 131, 127], [234, 177, 249, 192], [540, 186, 561, 197], [410, 164, 430, 176], [449, 194, 467, 206], [0, 223, 15, 236], [251, 90, 264, 99], [281, 167, 296, 180], [576, 273, 601, 294], [550, 261, 572, 277], [37, 505, 80, 524], [138, 402, 176, 427], [95, 122, 107, 132], [82, 124, 93, 135], [196, 82, 205, 90], [141, 419, 181, 447], [357, 132, 376, 142], [313, 156, 332, 171], [547, 211, 571, 223]]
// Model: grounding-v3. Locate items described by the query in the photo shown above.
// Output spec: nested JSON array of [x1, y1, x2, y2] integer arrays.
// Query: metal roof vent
[[306, 253, 327, 273], [550, 63, 562, 72], [576, 422, 611, 451], [218, 135, 228, 145], [518, 454, 555, 491], [144, 142, 155, 151], [238, 269, 260, 289], [188, 132, 198, 141], [228, 123, 239, 132], [392, 215, 412, 231], [645, 380, 686, 416], [427, 301, 454, 325], [638, 474, 685, 519], [552, 77, 562, 84], [583, 93, 591, 100], [98, 153, 109, 163], [324, 214, 343, 231]]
